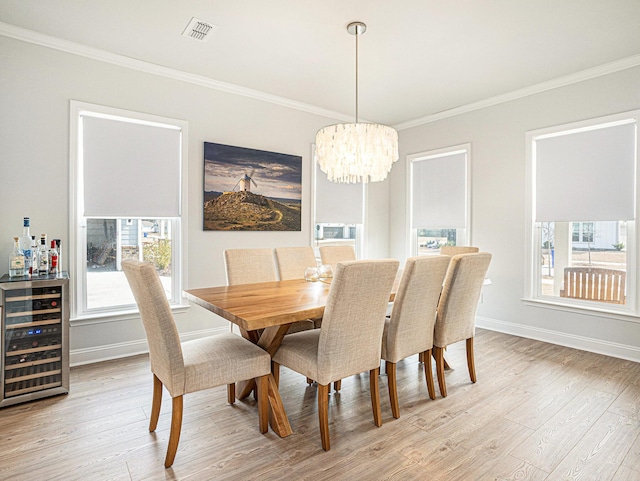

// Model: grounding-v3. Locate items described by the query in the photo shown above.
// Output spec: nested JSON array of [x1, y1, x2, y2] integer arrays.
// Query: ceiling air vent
[[182, 17, 217, 42]]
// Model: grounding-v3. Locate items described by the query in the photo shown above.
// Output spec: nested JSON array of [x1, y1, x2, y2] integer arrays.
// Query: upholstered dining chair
[[224, 248, 314, 336], [318, 245, 356, 269], [275, 246, 317, 280], [381, 255, 450, 418], [122, 260, 272, 468], [439, 245, 480, 256], [272, 259, 399, 450], [433, 252, 492, 397], [224, 248, 278, 285]]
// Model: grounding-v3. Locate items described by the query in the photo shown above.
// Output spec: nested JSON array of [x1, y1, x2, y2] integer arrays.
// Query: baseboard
[[476, 316, 640, 363], [69, 327, 228, 366]]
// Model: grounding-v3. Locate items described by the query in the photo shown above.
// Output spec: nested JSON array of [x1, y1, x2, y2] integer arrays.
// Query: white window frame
[[524, 111, 639, 318], [69, 101, 189, 321], [311, 144, 365, 259], [407, 144, 471, 257]]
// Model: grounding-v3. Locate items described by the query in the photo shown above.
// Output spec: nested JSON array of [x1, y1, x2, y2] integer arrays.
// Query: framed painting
[[203, 142, 302, 231]]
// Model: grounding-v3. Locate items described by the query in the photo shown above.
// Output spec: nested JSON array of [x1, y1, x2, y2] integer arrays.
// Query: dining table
[[184, 277, 399, 438]]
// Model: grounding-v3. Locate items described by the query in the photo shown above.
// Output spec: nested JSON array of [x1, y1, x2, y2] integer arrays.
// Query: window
[[70, 102, 188, 318], [526, 111, 638, 313], [408, 144, 470, 256], [312, 147, 364, 257]]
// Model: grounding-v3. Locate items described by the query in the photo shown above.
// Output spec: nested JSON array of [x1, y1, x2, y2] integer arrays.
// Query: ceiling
[[2, 1, 640, 127]]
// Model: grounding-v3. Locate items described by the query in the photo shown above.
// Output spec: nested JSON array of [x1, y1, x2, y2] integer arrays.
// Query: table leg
[[267, 373, 292, 437], [237, 324, 293, 437], [236, 379, 256, 399]]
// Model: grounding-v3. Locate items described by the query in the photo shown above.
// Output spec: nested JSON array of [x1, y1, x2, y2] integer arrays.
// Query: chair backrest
[[275, 246, 317, 280], [434, 252, 492, 348], [560, 267, 626, 304], [440, 245, 480, 256], [319, 245, 356, 269], [121, 260, 185, 395], [224, 248, 278, 285], [316, 259, 399, 385], [384, 255, 450, 362]]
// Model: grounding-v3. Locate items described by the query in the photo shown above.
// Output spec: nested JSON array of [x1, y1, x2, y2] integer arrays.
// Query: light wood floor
[[1, 329, 639, 480]]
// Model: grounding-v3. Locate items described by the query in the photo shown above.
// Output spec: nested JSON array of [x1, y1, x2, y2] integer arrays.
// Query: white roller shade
[[315, 161, 364, 224], [82, 115, 182, 217], [411, 152, 467, 229], [535, 121, 636, 222]]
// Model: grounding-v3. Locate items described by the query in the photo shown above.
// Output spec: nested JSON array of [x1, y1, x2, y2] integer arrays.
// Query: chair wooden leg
[[386, 362, 400, 419], [164, 395, 183, 468], [318, 383, 330, 451], [272, 361, 280, 387], [370, 367, 382, 427], [256, 374, 269, 434], [227, 383, 235, 404], [423, 349, 436, 400], [333, 380, 341, 391], [149, 374, 162, 432], [307, 377, 313, 385], [418, 352, 424, 364], [434, 346, 447, 397], [466, 337, 477, 383]]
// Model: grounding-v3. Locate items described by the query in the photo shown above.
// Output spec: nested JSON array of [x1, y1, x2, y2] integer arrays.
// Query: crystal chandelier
[[315, 22, 399, 184]]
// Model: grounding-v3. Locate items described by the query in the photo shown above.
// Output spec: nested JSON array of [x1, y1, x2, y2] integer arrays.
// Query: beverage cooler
[[0, 274, 69, 407]]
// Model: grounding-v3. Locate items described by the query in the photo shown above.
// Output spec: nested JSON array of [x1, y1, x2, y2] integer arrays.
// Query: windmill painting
[[203, 142, 302, 231]]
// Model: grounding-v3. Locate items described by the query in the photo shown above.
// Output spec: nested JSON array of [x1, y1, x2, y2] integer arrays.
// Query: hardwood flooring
[[1, 329, 639, 480]]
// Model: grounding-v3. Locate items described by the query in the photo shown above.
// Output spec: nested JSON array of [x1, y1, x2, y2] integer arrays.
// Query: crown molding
[[394, 54, 640, 131], [2, 22, 639, 130], [0, 21, 353, 123]]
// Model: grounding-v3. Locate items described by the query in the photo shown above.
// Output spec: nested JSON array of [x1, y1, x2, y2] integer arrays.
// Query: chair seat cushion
[[181, 333, 271, 395], [272, 329, 321, 383]]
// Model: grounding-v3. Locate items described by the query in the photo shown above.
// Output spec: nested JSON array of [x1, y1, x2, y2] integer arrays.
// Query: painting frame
[[203, 142, 302, 231]]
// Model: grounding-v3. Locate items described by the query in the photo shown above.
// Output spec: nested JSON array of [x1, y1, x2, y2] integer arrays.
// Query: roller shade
[[535, 121, 636, 222], [82, 115, 182, 217], [315, 161, 364, 224], [411, 152, 467, 229]]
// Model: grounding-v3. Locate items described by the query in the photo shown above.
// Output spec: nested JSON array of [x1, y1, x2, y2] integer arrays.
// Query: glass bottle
[[37, 234, 49, 276], [49, 240, 59, 276], [54, 239, 62, 277], [19, 217, 33, 275], [30, 235, 38, 277], [9, 237, 26, 277]]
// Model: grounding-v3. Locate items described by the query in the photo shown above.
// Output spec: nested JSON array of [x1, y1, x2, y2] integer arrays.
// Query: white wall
[[0, 36, 390, 364], [390, 66, 640, 361]]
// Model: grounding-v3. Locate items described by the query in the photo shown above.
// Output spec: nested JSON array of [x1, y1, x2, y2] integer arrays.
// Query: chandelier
[[315, 22, 399, 184]]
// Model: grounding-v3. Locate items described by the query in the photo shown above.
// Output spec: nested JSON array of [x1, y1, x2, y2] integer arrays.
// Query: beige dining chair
[[319, 245, 356, 269], [224, 248, 314, 335], [224, 248, 278, 285], [381, 255, 450, 418], [439, 245, 480, 256], [121, 260, 271, 468], [275, 246, 317, 280], [272, 259, 399, 450], [433, 252, 492, 397]]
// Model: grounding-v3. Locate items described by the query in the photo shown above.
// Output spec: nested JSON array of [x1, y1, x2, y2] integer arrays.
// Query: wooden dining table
[[184, 277, 399, 438]]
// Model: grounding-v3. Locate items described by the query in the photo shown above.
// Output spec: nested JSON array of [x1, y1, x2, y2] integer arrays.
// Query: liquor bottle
[[9, 237, 26, 277], [54, 239, 62, 277], [30, 236, 38, 277], [37, 234, 49, 276], [19, 217, 33, 275], [49, 240, 59, 276]]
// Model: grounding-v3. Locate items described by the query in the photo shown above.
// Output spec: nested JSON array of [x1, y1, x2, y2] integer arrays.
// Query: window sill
[[522, 297, 640, 324], [71, 302, 190, 326]]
